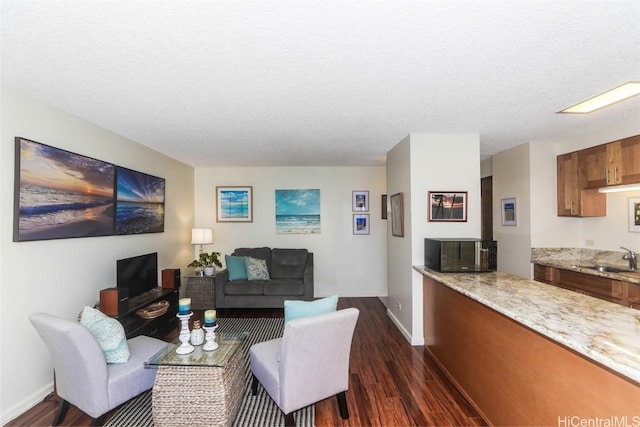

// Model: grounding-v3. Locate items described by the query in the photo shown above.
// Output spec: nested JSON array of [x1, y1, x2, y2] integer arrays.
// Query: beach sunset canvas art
[[275, 189, 320, 234], [14, 137, 115, 241], [115, 167, 165, 235]]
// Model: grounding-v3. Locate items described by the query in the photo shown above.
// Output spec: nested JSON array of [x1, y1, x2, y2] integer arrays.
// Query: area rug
[[105, 317, 314, 427]]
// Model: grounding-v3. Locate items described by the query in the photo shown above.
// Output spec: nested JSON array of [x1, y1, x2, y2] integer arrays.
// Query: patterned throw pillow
[[245, 257, 270, 281], [80, 306, 130, 363]]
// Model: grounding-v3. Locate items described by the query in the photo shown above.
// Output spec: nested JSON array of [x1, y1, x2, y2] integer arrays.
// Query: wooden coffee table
[[145, 332, 247, 427]]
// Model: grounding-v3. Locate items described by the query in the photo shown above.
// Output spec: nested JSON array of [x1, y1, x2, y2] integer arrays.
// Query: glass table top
[[145, 331, 247, 368]]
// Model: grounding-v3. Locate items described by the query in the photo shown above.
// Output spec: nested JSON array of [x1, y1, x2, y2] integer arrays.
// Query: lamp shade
[[191, 228, 213, 245]]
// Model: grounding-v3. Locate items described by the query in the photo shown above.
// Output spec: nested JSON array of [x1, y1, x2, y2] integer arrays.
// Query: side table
[[185, 276, 215, 310]]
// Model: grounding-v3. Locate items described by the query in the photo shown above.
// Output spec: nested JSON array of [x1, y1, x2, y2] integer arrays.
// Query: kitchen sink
[[577, 265, 637, 273]]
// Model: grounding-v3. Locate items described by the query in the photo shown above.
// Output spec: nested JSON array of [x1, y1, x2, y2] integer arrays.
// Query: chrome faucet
[[621, 247, 637, 270]]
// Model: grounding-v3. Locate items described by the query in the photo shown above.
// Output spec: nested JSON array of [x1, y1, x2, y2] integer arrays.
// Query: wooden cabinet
[[556, 152, 605, 217], [533, 264, 638, 309], [117, 288, 179, 339], [628, 283, 640, 309], [580, 135, 640, 188], [619, 135, 640, 185]]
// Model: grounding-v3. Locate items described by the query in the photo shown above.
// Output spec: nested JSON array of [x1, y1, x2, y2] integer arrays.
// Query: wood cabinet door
[[579, 143, 608, 188], [557, 152, 579, 216], [619, 135, 640, 185]]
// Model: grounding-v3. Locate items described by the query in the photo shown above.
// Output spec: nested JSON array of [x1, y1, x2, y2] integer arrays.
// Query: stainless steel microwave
[[424, 238, 497, 272]]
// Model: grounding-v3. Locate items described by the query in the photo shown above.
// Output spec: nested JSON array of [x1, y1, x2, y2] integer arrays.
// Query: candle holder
[[175, 312, 194, 355], [202, 324, 218, 351]]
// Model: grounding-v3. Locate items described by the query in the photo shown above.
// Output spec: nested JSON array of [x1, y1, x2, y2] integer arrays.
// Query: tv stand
[[117, 287, 179, 339]]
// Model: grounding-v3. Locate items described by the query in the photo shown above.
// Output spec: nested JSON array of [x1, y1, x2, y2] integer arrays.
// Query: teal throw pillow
[[80, 306, 130, 364], [226, 255, 248, 281], [246, 257, 270, 281], [284, 294, 339, 324]]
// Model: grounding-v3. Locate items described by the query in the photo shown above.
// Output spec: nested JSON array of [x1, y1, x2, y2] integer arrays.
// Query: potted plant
[[188, 252, 222, 276]]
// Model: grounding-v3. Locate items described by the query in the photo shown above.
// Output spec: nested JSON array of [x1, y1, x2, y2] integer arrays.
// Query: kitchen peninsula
[[414, 265, 639, 426]]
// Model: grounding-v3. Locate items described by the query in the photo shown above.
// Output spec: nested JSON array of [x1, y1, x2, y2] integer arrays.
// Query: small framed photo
[[216, 186, 253, 222], [428, 191, 468, 222], [352, 191, 369, 211], [501, 197, 517, 226], [630, 197, 640, 232], [353, 214, 370, 235], [390, 192, 404, 237]]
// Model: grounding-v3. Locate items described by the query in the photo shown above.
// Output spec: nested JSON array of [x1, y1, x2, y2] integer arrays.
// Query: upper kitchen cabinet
[[580, 135, 640, 189], [557, 151, 605, 217]]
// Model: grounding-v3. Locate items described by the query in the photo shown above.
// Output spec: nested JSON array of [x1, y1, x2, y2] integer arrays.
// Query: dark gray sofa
[[214, 247, 314, 309]]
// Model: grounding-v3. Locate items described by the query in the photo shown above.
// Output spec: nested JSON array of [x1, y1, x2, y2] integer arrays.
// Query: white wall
[[193, 166, 387, 297], [0, 86, 195, 424], [492, 143, 532, 278], [387, 133, 481, 345]]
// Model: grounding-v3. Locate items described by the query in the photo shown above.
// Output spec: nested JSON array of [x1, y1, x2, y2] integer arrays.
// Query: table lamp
[[191, 228, 213, 254]]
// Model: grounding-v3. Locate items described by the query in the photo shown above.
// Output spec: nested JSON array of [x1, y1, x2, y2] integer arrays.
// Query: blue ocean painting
[[219, 189, 250, 219], [16, 138, 115, 241], [115, 167, 165, 235], [275, 189, 320, 234]]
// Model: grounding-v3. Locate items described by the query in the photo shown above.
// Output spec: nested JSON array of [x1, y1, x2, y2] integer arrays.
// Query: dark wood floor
[[8, 297, 487, 427]]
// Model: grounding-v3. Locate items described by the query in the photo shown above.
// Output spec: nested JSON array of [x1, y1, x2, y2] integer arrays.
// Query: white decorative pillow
[[245, 257, 270, 281], [80, 306, 130, 363]]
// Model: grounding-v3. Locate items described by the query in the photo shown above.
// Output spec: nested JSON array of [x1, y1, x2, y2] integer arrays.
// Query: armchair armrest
[[214, 269, 229, 308]]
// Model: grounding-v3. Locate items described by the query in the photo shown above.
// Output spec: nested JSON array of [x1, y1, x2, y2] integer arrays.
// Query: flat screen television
[[116, 252, 158, 299]]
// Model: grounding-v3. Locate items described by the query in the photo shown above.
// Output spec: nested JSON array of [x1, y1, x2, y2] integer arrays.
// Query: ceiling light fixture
[[558, 81, 640, 114], [597, 183, 640, 193]]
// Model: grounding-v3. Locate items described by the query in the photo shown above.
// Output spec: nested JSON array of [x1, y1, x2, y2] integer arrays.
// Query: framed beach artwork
[[390, 192, 404, 237], [13, 137, 115, 242], [352, 191, 369, 212], [353, 214, 370, 235], [501, 197, 517, 226], [115, 167, 165, 235], [630, 197, 640, 232], [216, 186, 253, 222], [428, 191, 468, 222], [275, 189, 320, 234]]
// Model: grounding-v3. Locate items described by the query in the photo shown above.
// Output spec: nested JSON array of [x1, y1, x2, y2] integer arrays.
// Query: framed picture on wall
[[428, 191, 468, 222], [216, 186, 253, 222], [352, 190, 369, 211], [390, 192, 404, 237], [381, 194, 388, 219], [630, 197, 640, 232], [353, 214, 370, 235], [13, 137, 116, 241], [501, 197, 517, 226], [115, 166, 165, 235]]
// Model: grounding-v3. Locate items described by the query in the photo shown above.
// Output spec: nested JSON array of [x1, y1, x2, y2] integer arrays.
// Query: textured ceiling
[[2, 1, 639, 167]]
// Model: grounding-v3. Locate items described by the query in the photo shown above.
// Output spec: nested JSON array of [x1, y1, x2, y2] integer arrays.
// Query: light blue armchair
[[29, 312, 166, 426], [249, 308, 360, 426]]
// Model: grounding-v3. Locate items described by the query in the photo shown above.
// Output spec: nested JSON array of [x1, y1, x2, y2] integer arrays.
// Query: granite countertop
[[414, 266, 640, 385], [531, 247, 640, 285]]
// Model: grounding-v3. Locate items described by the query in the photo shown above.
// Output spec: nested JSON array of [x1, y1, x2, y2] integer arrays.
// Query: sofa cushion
[[270, 249, 308, 279], [226, 255, 248, 281], [224, 280, 265, 295], [264, 278, 305, 296], [233, 247, 272, 272], [284, 294, 338, 323], [246, 257, 271, 281]]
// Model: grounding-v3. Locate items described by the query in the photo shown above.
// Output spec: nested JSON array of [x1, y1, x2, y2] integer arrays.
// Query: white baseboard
[[386, 308, 424, 346], [1, 383, 53, 425]]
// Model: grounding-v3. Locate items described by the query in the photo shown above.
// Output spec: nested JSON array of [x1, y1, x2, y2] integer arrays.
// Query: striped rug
[[105, 317, 314, 427]]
